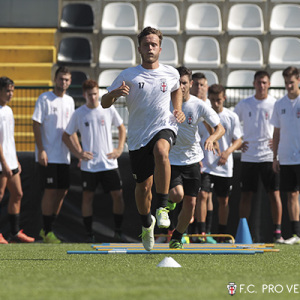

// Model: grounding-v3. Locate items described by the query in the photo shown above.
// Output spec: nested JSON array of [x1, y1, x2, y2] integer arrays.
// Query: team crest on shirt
[[297, 108, 300, 118], [265, 112, 269, 120], [160, 79, 168, 93], [187, 112, 193, 125], [101, 119, 105, 126]]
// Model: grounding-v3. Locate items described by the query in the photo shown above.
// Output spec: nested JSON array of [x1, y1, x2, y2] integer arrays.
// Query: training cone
[[235, 218, 253, 244], [157, 257, 181, 268]]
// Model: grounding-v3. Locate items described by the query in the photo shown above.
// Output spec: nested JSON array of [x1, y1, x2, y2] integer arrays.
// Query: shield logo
[[227, 282, 237, 296], [187, 112, 193, 125], [160, 79, 168, 93]]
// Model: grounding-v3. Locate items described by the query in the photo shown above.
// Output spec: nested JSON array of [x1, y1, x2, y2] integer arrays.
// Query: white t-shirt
[[169, 95, 220, 166], [32, 91, 75, 164], [0, 105, 18, 171], [234, 95, 276, 162], [107, 64, 180, 151], [270, 94, 300, 165], [65, 103, 123, 172], [198, 98, 212, 150], [201, 108, 242, 177]]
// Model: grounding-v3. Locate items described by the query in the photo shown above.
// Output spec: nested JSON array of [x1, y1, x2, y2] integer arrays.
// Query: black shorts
[[39, 163, 70, 189], [81, 169, 122, 192], [200, 172, 233, 198], [129, 129, 176, 183], [240, 162, 280, 193], [0, 168, 19, 176], [280, 164, 300, 192], [169, 163, 201, 197]]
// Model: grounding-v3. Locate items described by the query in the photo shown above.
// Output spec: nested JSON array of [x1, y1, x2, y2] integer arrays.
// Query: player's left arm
[[218, 137, 242, 166], [204, 123, 225, 153], [171, 88, 185, 123], [107, 124, 126, 159]]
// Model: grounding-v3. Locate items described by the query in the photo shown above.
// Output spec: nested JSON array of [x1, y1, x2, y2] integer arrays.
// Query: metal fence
[[10, 86, 286, 152]]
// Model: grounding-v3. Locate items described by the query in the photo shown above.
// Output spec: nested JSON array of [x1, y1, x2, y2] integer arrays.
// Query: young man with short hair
[[63, 79, 126, 242]]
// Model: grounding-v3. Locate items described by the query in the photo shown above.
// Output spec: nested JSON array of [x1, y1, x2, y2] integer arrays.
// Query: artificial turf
[[0, 243, 299, 300]]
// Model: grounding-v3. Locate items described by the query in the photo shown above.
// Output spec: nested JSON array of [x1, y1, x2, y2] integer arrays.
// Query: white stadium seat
[[101, 2, 138, 34], [268, 37, 300, 68], [192, 70, 219, 85], [99, 36, 136, 68], [143, 3, 180, 35], [183, 37, 220, 68], [270, 4, 300, 35], [98, 69, 123, 88], [160, 37, 178, 67], [270, 70, 286, 99], [226, 37, 263, 68], [227, 4, 264, 35], [185, 3, 222, 35]]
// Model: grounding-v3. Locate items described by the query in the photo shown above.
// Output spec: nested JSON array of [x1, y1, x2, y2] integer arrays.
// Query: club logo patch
[[160, 79, 168, 93], [187, 112, 193, 125], [227, 282, 237, 296]]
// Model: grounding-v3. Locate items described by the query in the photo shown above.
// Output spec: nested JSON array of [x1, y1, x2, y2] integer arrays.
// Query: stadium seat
[[102, 2, 138, 34], [99, 36, 136, 68], [270, 4, 300, 35], [143, 3, 180, 35], [192, 70, 219, 85], [226, 37, 263, 68], [270, 70, 286, 99], [160, 37, 178, 67], [226, 70, 256, 103], [98, 69, 123, 88], [183, 37, 220, 68], [185, 3, 222, 35], [68, 71, 89, 98], [60, 3, 94, 32], [57, 37, 92, 65], [227, 4, 264, 35], [268, 37, 300, 68]]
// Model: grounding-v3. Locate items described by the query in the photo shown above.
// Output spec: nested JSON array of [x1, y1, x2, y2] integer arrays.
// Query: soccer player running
[[234, 70, 284, 243], [197, 84, 242, 242], [0, 76, 35, 243], [32, 67, 77, 243], [63, 79, 126, 242], [271, 66, 300, 245], [101, 27, 185, 251], [167, 67, 225, 249]]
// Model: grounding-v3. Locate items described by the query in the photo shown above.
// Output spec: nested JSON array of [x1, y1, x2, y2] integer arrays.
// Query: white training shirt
[[270, 94, 300, 165], [32, 91, 75, 164], [198, 98, 212, 150], [234, 95, 276, 162], [65, 103, 123, 172], [169, 95, 220, 166], [0, 105, 18, 171], [201, 108, 242, 177], [107, 64, 180, 151]]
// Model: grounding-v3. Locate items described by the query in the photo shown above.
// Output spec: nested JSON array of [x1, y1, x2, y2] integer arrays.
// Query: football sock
[[197, 221, 206, 233], [171, 229, 183, 242], [113, 213, 123, 233], [83, 216, 93, 235], [206, 210, 213, 233], [291, 221, 300, 237], [43, 215, 53, 235], [8, 213, 20, 236], [218, 224, 227, 234], [273, 224, 282, 239], [140, 212, 152, 228], [156, 193, 168, 208]]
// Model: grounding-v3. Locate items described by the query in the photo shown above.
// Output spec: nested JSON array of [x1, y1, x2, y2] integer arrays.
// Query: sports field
[[0, 243, 299, 300]]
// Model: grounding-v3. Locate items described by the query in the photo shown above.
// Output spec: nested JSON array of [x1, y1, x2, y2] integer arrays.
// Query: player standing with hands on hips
[[102, 27, 185, 251]]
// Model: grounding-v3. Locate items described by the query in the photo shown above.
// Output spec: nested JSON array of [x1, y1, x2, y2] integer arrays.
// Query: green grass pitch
[[0, 243, 299, 300]]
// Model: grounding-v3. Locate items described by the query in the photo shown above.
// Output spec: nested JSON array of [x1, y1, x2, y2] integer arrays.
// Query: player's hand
[[173, 109, 185, 123], [213, 140, 221, 156], [2, 161, 12, 177], [241, 141, 249, 153], [80, 151, 93, 161], [268, 139, 273, 151], [110, 81, 130, 98], [38, 150, 48, 167], [218, 151, 229, 166], [107, 148, 122, 159], [272, 159, 280, 173]]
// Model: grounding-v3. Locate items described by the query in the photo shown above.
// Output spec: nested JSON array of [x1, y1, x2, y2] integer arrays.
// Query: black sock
[[206, 210, 213, 233], [197, 222, 206, 233], [188, 218, 197, 234], [218, 224, 227, 234], [273, 224, 282, 239], [156, 193, 168, 208], [140, 212, 152, 228], [52, 214, 58, 226], [291, 221, 300, 237], [43, 215, 53, 235], [83, 216, 93, 235], [171, 229, 183, 242], [8, 213, 20, 236], [113, 213, 123, 233]]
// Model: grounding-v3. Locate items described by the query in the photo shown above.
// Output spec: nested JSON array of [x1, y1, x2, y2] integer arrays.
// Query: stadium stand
[[270, 70, 286, 99], [101, 2, 138, 34], [60, 3, 94, 32], [226, 37, 264, 68], [160, 37, 179, 67], [227, 4, 264, 35], [270, 4, 300, 35], [185, 3, 222, 35]]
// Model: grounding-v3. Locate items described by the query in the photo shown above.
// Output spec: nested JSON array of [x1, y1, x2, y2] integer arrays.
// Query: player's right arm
[[0, 144, 12, 177], [101, 81, 130, 108], [32, 120, 48, 167], [272, 127, 280, 173]]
